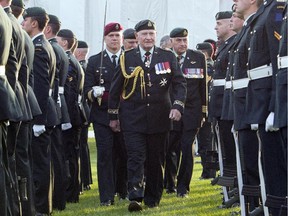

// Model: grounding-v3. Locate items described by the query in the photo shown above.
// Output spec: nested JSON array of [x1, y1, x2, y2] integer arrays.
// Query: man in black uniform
[[210, 11, 237, 202], [84, 22, 126, 206], [243, 0, 287, 215], [274, 4, 287, 215], [57, 29, 84, 204], [1, 0, 33, 214], [22, 7, 58, 215], [196, 42, 216, 180], [108, 19, 187, 212], [44, 14, 70, 211], [75, 40, 93, 192], [230, 2, 261, 213], [0, 6, 23, 216], [168, 28, 207, 198]]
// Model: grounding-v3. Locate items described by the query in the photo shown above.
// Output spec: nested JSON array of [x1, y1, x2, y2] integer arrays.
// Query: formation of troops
[[0, 0, 286, 215]]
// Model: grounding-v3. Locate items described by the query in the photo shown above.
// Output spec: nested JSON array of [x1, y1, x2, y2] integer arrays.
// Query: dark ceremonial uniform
[[0, 7, 22, 216], [210, 34, 237, 170], [108, 45, 186, 207], [175, 48, 207, 196], [31, 33, 58, 214], [85, 48, 125, 204], [275, 3, 287, 142], [231, 15, 260, 212], [21, 30, 40, 216], [4, 6, 33, 216], [63, 50, 84, 203], [245, 1, 287, 215], [49, 36, 70, 210], [79, 59, 93, 191]]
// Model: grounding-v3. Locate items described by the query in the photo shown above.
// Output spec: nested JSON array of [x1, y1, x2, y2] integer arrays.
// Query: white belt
[[78, 95, 82, 104], [278, 56, 288, 69], [0, 65, 5, 76], [225, 81, 232, 89], [59, 86, 64, 94], [247, 64, 272, 80], [49, 89, 53, 97], [213, 79, 226, 86], [232, 78, 249, 90]]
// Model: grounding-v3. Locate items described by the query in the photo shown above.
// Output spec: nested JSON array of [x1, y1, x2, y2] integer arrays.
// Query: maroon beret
[[104, 22, 123, 36]]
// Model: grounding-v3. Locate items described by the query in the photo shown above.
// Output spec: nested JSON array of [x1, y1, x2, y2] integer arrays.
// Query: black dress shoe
[[128, 201, 142, 212], [100, 200, 114, 206], [146, 203, 159, 208], [177, 193, 188, 198], [166, 188, 176, 194]]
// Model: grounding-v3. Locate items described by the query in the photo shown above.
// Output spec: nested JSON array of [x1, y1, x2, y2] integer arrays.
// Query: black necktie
[[112, 55, 117, 68], [144, 51, 151, 68]]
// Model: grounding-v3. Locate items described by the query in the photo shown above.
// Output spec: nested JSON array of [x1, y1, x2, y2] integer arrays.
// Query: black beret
[[23, 7, 47, 19], [57, 29, 75, 39], [196, 42, 213, 51], [104, 22, 123, 36], [11, 0, 25, 9], [48, 14, 61, 25], [170, 27, 188, 38], [135, 19, 156, 32], [123, 28, 136, 39], [77, 40, 88, 48], [215, 11, 233, 20]]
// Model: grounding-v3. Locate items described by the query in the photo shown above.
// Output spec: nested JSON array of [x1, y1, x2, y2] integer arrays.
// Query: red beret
[[104, 22, 123, 36]]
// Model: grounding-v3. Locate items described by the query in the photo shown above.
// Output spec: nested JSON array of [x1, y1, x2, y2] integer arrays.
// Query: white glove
[[33, 125, 46, 137], [57, 94, 61, 107], [92, 86, 105, 97], [251, 124, 259, 131], [265, 112, 279, 132], [61, 123, 72, 131]]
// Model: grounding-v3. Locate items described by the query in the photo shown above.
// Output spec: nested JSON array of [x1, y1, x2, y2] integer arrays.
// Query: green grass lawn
[[53, 138, 239, 216]]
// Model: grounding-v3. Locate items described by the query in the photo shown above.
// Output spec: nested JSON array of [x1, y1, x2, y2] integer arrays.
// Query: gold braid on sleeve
[[120, 53, 146, 100]]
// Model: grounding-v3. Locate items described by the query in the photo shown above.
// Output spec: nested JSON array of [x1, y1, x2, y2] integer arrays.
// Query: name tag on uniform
[[183, 68, 204, 79], [155, 62, 171, 74]]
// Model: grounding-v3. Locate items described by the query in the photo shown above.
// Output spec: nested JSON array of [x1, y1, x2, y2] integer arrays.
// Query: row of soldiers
[[206, 1, 287, 216], [0, 0, 93, 215]]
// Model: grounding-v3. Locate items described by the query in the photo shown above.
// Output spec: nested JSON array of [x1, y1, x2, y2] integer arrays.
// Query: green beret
[[77, 40, 88, 48], [123, 28, 136, 39], [170, 27, 188, 38], [215, 11, 233, 20], [48, 14, 61, 25], [23, 7, 47, 19], [57, 29, 75, 39], [11, 0, 25, 9], [135, 19, 156, 32], [196, 42, 213, 51]]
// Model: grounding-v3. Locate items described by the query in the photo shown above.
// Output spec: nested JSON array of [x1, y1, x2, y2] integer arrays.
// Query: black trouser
[[259, 125, 287, 216], [62, 126, 81, 203], [16, 121, 35, 216], [177, 129, 198, 194], [32, 126, 53, 214], [93, 122, 123, 203], [0, 122, 8, 216], [80, 125, 93, 190], [198, 121, 216, 179], [113, 130, 127, 198], [218, 120, 236, 168], [164, 130, 181, 191], [7, 121, 21, 216], [51, 125, 66, 210], [238, 129, 260, 211], [123, 131, 167, 206]]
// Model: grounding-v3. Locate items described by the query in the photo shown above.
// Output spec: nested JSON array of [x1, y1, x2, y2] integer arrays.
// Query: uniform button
[[246, 63, 249, 66], [248, 47, 250, 51], [147, 103, 150, 106], [233, 63, 235, 66], [147, 94, 150, 97]]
